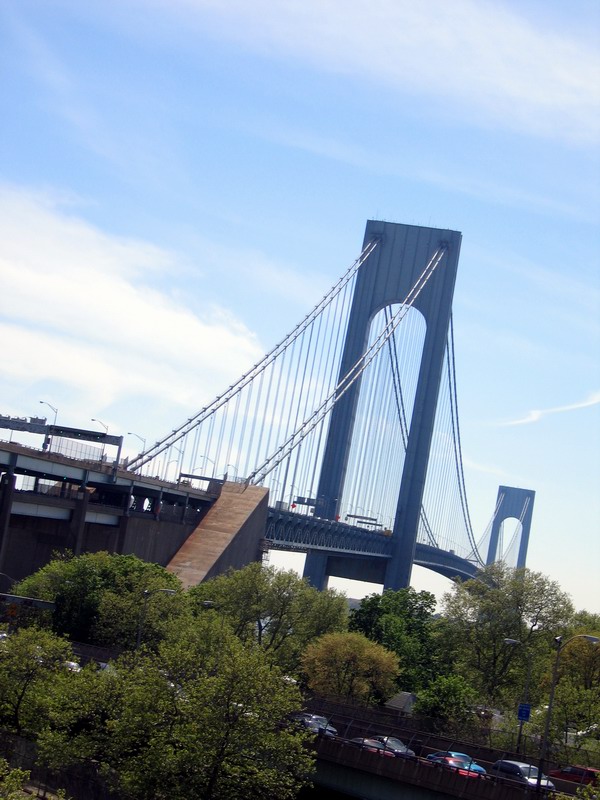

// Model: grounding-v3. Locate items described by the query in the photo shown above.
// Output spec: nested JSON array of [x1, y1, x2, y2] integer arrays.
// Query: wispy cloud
[[0, 184, 264, 427], [502, 391, 600, 426], [155, 0, 600, 146]]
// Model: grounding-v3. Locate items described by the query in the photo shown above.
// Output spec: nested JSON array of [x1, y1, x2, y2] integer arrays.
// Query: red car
[[548, 765, 600, 785]]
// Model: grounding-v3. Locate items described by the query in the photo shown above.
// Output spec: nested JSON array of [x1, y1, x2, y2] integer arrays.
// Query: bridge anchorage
[[126, 220, 534, 592]]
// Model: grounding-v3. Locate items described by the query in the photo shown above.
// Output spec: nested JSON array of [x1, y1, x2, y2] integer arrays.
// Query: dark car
[[348, 738, 396, 757], [289, 712, 337, 738], [370, 735, 415, 758], [548, 765, 600, 785], [490, 760, 555, 790], [426, 751, 486, 774]]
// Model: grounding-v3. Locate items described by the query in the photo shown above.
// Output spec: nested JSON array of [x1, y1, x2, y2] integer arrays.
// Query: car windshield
[[384, 738, 407, 749], [521, 765, 539, 778]]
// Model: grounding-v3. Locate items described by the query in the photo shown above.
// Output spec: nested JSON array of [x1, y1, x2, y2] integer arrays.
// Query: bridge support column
[[486, 485, 535, 568], [70, 491, 90, 556], [0, 469, 15, 574], [313, 221, 461, 591], [303, 551, 329, 590]]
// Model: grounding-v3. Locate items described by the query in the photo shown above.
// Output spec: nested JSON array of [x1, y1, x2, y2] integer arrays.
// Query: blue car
[[427, 751, 486, 774]]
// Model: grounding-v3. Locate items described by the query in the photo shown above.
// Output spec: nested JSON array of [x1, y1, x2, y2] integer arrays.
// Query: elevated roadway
[[266, 508, 479, 585]]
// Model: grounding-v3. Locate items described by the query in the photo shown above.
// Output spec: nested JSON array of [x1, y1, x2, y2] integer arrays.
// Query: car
[[64, 660, 81, 672], [289, 713, 337, 738], [426, 751, 486, 774], [348, 738, 396, 757], [431, 756, 482, 778], [548, 765, 600, 785], [490, 760, 555, 790], [370, 735, 415, 758]]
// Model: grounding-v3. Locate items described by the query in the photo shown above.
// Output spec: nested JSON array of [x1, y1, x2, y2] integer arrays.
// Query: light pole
[[39, 400, 58, 425], [0, 572, 16, 591], [194, 455, 215, 477], [136, 588, 176, 650], [504, 638, 532, 753], [40, 400, 58, 451], [91, 418, 108, 461], [537, 634, 600, 791], [225, 463, 238, 480], [200, 600, 225, 671], [127, 432, 146, 451]]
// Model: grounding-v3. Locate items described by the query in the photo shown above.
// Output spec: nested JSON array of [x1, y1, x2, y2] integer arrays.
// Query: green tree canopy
[[0, 758, 30, 800], [349, 587, 439, 690], [14, 551, 184, 648], [439, 563, 574, 703], [0, 626, 72, 735], [301, 631, 399, 704], [413, 674, 477, 733], [38, 615, 314, 800], [188, 562, 348, 673]]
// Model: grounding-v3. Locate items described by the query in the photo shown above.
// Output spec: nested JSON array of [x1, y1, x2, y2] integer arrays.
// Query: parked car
[[426, 751, 486, 774], [548, 765, 600, 785], [370, 735, 415, 758], [289, 712, 337, 738], [348, 738, 396, 757], [431, 756, 482, 778], [490, 760, 555, 790]]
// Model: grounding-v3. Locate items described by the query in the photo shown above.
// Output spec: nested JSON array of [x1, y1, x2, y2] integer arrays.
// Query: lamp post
[[127, 432, 146, 451], [200, 600, 224, 671], [0, 572, 16, 591], [225, 463, 238, 480], [537, 634, 600, 791], [39, 400, 58, 426], [40, 400, 58, 451], [194, 455, 215, 477], [504, 638, 532, 753], [136, 588, 176, 650], [91, 418, 109, 461]]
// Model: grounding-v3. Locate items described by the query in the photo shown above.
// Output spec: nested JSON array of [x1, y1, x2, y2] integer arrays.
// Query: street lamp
[[136, 588, 177, 650], [504, 638, 532, 753], [39, 400, 58, 425], [40, 401, 58, 452], [0, 572, 16, 591], [127, 432, 146, 451], [537, 634, 600, 790], [225, 463, 238, 480], [194, 455, 215, 477], [91, 418, 109, 461]]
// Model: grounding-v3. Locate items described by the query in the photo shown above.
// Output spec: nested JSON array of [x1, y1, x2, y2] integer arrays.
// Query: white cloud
[[502, 391, 600, 426], [0, 185, 264, 426], [154, 0, 600, 145]]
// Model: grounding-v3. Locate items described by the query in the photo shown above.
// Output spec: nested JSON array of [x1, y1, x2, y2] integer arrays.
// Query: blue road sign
[[518, 703, 531, 722]]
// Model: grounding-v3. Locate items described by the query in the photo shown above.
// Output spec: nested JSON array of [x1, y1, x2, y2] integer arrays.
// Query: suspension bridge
[[120, 219, 535, 591]]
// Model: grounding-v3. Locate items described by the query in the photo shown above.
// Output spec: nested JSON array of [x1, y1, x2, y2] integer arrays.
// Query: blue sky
[[1, 0, 598, 611]]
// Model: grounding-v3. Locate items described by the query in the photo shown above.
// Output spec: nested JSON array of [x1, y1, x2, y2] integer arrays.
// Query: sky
[[0, 0, 598, 612]]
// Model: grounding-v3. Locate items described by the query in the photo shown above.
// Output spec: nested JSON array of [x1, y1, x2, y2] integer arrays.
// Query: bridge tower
[[486, 485, 535, 568], [305, 220, 462, 591]]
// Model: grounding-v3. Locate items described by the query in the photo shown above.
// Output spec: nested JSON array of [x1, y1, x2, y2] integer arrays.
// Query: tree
[[439, 563, 574, 703], [0, 758, 30, 800], [14, 551, 184, 648], [301, 631, 399, 704], [37, 615, 314, 800], [413, 674, 477, 733], [0, 627, 72, 735], [188, 562, 348, 672], [349, 588, 439, 690]]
